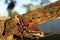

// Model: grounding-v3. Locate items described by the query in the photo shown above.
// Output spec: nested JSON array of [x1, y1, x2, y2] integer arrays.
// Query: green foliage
[[22, 4, 34, 12], [41, 0, 50, 5], [5, 0, 14, 3], [9, 11, 17, 18]]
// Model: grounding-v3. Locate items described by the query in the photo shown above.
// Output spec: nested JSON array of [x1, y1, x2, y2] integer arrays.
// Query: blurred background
[[0, 0, 58, 16]]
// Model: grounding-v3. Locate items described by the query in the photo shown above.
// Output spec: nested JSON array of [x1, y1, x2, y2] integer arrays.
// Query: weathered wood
[[0, 20, 5, 36], [23, 1, 60, 25], [4, 18, 20, 36]]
